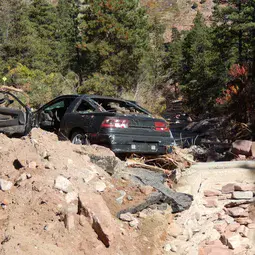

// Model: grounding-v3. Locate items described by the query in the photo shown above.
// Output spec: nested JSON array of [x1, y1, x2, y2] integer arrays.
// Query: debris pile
[[0, 128, 192, 255], [126, 146, 195, 172]]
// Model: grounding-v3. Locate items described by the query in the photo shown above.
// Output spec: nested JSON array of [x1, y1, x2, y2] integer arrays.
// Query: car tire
[[70, 130, 89, 145]]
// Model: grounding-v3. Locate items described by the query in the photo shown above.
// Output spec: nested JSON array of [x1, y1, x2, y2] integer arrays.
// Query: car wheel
[[71, 131, 89, 145]]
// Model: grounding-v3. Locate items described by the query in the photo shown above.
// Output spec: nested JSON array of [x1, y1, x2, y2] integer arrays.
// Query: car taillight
[[101, 118, 129, 128], [154, 121, 169, 132]]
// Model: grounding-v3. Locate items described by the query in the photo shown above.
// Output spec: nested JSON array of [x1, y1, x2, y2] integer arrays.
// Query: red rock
[[231, 140, 252, 156], [64, 213, 75, 231], [233, 247, 248, 255], [218, 211, 227, 220], [238, 225, 249, 237], [78, 192, 118, 247], [218, 194, 232, 200], [226, 222, 240, 232], [221, 232, 242, 249], [249, 204, 255, 221], [204, 189, 222, 197], [239, 204, 250, 209], [204, 198, 218, 208], [234, 184, 255, 191], [168, 223, 182, 238], [227, 207, 247, 217], [139, 185, 154, 195], [198, 247, 207, 255], [247, 223, 255, 229], [208, 247, 233, 255], [200, 241, 234, 255], [235, 217, 252, 225], [205, 240, 223, 246], [28, 161, 37, 169], [225, 215, 235, 224], [214, 221, 228, 234], [237, 154, 246, 160], [251, 141, 255, 157], [222, 184, 235, 194]]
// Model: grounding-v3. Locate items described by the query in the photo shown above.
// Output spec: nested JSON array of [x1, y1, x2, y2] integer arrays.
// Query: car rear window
[[90, 98, 149, 115]]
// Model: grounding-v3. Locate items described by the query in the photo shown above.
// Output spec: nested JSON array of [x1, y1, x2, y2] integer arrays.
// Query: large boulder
[[78, 191, 118, 248]]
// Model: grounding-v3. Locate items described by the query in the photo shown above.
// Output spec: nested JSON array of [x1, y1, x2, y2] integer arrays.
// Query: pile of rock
[[231, 140, 255, 159], [163, 181, 255, 255], [200, 182, 255, 254]]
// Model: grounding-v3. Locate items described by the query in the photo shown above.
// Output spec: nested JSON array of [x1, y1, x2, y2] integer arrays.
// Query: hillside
[[141, 0, 214, 41]]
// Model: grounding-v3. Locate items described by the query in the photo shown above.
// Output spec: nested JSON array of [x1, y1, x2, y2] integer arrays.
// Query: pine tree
[[0, 0, 31, 73], [57, 0, 80, 74], [77, 0, 150, 96], [26, 0, 60, 73], [212, 0, 255, 121], [180, 13, 230, 113]]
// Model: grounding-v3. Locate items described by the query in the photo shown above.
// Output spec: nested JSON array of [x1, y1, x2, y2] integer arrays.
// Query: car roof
[[51, 94, 130, 102], [83, 94, 129, 102]]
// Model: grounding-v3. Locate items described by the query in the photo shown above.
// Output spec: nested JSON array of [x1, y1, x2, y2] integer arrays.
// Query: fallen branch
[[126, 161, 166, 173], [0, 85, 24, 93]]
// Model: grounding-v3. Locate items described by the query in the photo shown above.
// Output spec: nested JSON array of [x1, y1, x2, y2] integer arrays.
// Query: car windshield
[[90, 98, 149, 115]]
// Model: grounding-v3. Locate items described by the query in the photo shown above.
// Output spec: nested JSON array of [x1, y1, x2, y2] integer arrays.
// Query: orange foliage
[[229, 64, 248, 78]]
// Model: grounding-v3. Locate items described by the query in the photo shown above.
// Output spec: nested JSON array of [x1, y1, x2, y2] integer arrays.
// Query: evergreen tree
[[179, 13, 230, 113], [77, 0, 150, 96], [0, 0, 31, 73], [57, 0, 80, 75], [26, 0, 60, 73], [212, 0, 255, 121]]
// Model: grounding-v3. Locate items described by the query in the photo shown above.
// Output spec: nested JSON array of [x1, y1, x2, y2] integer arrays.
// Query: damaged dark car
[[0, 92, 174, 155]]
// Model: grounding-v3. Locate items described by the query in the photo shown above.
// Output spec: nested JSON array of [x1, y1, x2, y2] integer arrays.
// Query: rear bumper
[[90, 133, 174, 154]]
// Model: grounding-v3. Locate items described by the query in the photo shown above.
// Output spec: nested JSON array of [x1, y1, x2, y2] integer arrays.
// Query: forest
[[0, 0, 254, 123]]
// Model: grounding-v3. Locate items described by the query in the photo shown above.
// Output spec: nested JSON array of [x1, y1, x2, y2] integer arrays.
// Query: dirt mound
[[0, 128, 176, 255]]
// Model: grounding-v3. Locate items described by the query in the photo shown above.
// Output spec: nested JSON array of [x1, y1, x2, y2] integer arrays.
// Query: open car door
[[0, 91, 32, 136]]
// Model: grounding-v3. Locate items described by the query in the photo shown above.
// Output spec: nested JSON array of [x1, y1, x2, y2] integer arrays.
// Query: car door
[[60, 99, 97, 136], [36, 96, 76, 132], [0, 91, 32, 136]]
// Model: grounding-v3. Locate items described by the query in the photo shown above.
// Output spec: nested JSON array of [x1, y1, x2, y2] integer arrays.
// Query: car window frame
[[44, 100, 65, 112], [74, 99, 97, 114]]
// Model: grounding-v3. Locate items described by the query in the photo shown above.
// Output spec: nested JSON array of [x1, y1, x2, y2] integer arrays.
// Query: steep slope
[[141, 0, 214, 41]]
